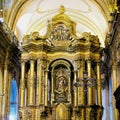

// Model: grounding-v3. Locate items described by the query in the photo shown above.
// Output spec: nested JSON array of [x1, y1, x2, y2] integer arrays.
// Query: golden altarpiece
[[19, 6, 103, 120]]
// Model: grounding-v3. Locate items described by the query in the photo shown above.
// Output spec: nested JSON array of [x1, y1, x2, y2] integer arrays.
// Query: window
[[8, 79, 19, 120]]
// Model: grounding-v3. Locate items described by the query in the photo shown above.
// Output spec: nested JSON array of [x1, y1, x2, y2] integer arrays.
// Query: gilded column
[[2, 60, 8, 119], [39, 60, 43, 105], [0, 65, 3, 119], [78, 60, 84, 105], [0, 64, 3, 93], [0, 95, 2, 120], [68, 71, 71, 94], [68, 71, 71, 103], [78, 60, 85, 120], [112, 63, 119, 120], [41, 65, 45, 105], [7, 73, 12, 115], [19, 60, 25, 107], [36, 59, 41, 105], [36, 59, 44, 105], [51, 72, 54, 94], [28, 59, 35, 105], [45, 70, 49, 106], [87, 60, 93, 105], [74, 70, 78, 106], [51, 71, 54, 104], [96, 61, 102, 106]]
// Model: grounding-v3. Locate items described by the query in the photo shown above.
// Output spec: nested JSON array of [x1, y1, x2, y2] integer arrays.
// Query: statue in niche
[[54, 67, 68, 102], [55, 76, 68, 95]]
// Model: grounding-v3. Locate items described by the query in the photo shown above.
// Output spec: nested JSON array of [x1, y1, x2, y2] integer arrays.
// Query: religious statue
[[54, 67, 68, 102], [55, 76, 68, 95]]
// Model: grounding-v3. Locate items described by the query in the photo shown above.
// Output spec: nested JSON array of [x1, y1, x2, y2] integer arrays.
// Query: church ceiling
[[3, 0, 118, 47]]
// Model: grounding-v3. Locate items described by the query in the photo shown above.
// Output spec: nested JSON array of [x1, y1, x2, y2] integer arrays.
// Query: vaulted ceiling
[[3, 0, 118, 47]]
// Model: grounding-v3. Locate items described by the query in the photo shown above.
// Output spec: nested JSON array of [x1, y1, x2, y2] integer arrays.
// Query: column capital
[[96, 60, 101, 63], [45, 69, 49, 72], [86, 59, 92, 63], [20, 59, 27, 63], [41, 64, 47, 69], [30, 58, 36, 61], [112, 62, 117, 69], [4, 56, 11, 66], [73, 70, 77, 73], [20, 81, 25, 89], [85, 58, 92, 61], [0, 94, 4, 96], [96, 61, 101, 66]]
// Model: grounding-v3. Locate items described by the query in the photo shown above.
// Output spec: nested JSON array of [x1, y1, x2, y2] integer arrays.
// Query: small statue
[[55, 75, 68, 102], [54, 67, 68, 102], [55, 76, 68, 95]]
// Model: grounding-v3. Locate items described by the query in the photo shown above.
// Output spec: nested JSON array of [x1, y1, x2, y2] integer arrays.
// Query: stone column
[[28, 59, 35, 105], [96, 61, 102, 106], [19, 60, 25, 107], [112, 63, 119, 120], [87, 60, 93, 105], [45, 70, 49, 106]]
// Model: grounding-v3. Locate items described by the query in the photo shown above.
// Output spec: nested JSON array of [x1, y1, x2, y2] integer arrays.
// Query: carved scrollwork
[[26, 110, 32, 120], [49, 24, 71, 41], [116, 46, 120, 62], [19, 111, 23, 120]]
